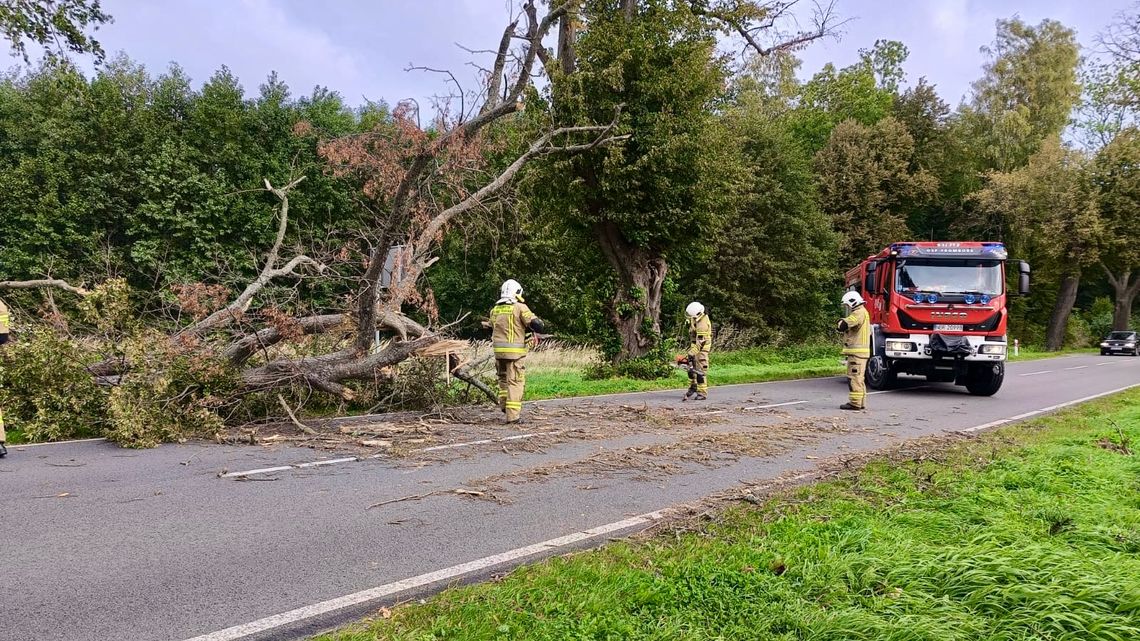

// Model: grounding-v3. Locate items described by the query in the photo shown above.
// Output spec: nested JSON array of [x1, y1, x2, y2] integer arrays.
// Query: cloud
[[92, 0, 369, 98], [928, 0, 971, 55]]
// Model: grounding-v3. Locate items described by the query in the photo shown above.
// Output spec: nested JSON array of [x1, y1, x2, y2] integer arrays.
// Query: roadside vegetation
[[316, 390, 1140, 641], [0, 0, 1134, 448]]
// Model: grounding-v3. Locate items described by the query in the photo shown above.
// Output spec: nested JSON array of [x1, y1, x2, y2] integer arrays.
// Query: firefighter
[[837, 291, 870, 411], [489, 279, 544, 424], [0, 296, 9, 457], [678, 301, 712, 401]]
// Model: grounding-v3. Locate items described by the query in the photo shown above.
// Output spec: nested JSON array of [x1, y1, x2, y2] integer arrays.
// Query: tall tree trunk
[[1104, 266, 1140, 331], [595, 221, 667, 362], [1045, 272, 1080, 351]]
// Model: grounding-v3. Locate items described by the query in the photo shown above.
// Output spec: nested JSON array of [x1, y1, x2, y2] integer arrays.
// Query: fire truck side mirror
[[1017, 261, 1031, 296], [863, 262, 878, 294]]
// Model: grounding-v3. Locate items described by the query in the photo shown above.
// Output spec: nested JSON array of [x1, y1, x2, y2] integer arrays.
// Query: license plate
[[934, 324, 964, 332], [1111, 347, 1122, 351]]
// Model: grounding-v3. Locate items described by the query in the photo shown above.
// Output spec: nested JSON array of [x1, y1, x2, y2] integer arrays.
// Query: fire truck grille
[[897, 310, 1001, 332]]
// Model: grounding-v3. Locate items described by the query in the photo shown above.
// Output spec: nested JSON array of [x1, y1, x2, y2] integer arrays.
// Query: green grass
[[316, 390, 1140, 641], [524, 345, 1097, 401], [525, 358, 844, 400], [1008, 347, 1097, 362]]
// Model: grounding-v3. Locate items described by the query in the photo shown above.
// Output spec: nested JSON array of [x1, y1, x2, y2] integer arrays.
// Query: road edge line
[[179, 510, 670, 641]]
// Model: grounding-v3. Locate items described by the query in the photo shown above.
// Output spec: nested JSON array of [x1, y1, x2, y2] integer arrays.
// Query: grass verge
[[316, 389, 1140, 641], [524, 346, 1098, 401], [525, 345, 844, 400]]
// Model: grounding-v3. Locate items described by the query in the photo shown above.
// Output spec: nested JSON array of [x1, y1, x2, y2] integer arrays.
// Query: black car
[[1100, 330, 1139, 356]]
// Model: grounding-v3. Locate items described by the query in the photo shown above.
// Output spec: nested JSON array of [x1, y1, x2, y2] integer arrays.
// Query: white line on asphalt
[[1064, 366, 1088, 371], [11, 437, 107, 449], [221, 431, 565, 477], [180, 510, 673, 641], [295, 457, 358, 469], [220, 466, 293, 478], [958, 382, 1140, 433], [743, 400, 808, 410], [1020, 370, 1053, 377]]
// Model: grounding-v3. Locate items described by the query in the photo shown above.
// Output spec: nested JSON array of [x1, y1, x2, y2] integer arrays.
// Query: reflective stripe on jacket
[[490, 301, 536, 360], [688, 313, 712, 356], [842, 306, 871, 357]]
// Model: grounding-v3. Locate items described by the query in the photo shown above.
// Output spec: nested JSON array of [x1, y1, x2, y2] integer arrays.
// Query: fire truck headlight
[[886, 340, 916, 352], [980, 344, 1006, 355]]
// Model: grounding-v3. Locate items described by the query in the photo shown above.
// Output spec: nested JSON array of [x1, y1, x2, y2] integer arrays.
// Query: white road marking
[[220, 466, 293, 478], [743, 400, 808, 410], [180, 510, 672, 641], [11, 437, 107, 449], [958, 382, 1140, 433], [1020, 370, 1053, 377], [1064, 366, 1088, 371], [221, 432, 563, 477]]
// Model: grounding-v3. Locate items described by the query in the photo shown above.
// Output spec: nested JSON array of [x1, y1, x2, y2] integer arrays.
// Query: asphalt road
[[3, 353, 1139, 641]]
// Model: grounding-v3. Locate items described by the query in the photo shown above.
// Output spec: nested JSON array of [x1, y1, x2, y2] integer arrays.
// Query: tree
[[531, 0, 736, 362], [963, 18, 1081, 172], [693, 93, 837, 340], [1092, 129, 1140, 330], [814, 117, 937, 268], [0, 0, 111, 63], [788, 40, 906, 152], [535, 0, 836, 363], [972, 139, 1102, 350]]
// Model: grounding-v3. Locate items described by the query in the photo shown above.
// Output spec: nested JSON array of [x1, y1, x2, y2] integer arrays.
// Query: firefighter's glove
[[836, 319, 849, 333]]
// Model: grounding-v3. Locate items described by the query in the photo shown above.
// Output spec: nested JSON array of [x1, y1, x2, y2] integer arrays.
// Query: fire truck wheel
[[965, 362, 1004, 396], [865, 355, 897, 390]]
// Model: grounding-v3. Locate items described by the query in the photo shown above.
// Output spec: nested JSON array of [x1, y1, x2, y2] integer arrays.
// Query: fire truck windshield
[[895, 259, 1003, 296]]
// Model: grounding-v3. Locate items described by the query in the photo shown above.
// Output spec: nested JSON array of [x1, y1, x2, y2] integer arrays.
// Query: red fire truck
[[844, 242, 1030, 396]]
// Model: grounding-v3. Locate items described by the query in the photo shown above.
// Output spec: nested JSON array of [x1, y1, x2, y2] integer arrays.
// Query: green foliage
[[584, 342, 674, 381], [815, 117, 938, 267], [0, 57, 365, 309], [692, 97, 838, 340], [0, 325, 105, 442], [103, 330, 236, 448], [965, 18, 1081, 171], [1086, 297, 1116, 339], [0, 0, 111, 63], [787, 40, 906, 152]]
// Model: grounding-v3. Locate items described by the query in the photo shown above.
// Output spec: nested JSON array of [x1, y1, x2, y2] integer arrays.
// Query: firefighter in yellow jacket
[[680, 301, 712, 401], [838, 291, 870, 410], [0, 296, 9, 457], [489, 279, 544, 424]]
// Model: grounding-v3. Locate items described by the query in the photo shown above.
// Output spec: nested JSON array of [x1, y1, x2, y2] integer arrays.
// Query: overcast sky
[[12, 0, 1137, 108]]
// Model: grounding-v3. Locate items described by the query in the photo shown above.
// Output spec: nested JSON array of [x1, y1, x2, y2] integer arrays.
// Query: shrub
[[1087, 297, 1115, 340], [103, 330, 238, 448], [0, 325, 107, 441]]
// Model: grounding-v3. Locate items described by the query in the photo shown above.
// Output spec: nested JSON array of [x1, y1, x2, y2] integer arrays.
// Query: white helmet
[[685, 301, 705, 318], [841, 291, 865, 308], [500, 279, 523, 302]]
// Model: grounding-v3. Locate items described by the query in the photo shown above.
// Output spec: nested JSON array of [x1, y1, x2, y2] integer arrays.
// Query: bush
[[102, 330, 237, 448], [1087, 297, 1115, 340], [0, 326, 107, 442]]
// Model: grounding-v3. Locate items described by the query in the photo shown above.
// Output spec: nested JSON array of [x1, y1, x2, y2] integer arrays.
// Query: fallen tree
[[8, 1, 625, 418]]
